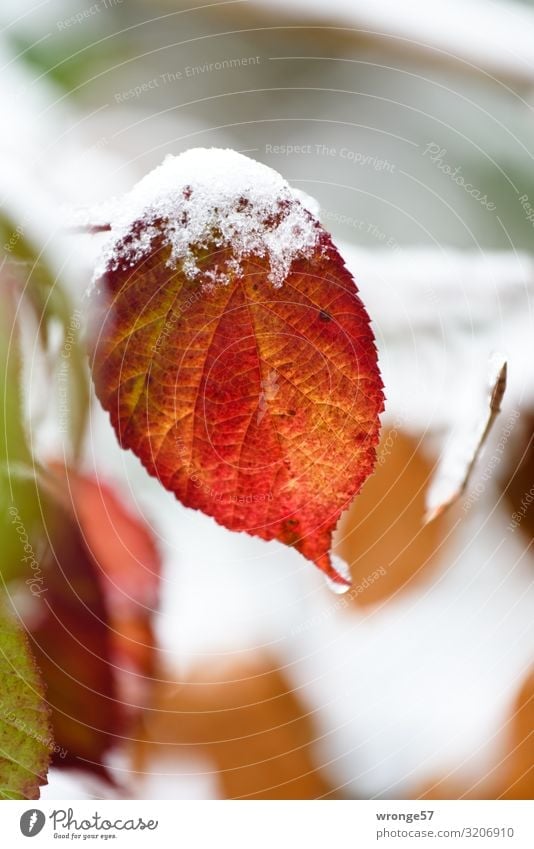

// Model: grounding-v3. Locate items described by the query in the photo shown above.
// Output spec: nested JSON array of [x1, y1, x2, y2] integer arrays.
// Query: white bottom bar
[[1, 800, 533, 848]]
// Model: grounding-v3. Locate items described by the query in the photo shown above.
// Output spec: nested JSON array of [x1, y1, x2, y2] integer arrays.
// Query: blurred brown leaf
[[415, 668, 534, 800], [500, 669, 534, 799], [499, 412, 534, 543], [335, 428, 452, 607], [134, 656, 335, 799]]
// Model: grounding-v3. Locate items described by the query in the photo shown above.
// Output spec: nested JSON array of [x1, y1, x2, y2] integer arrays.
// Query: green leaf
[[0, 214, 90, 459], [0, 261, 42, 585], [0, 595, 50, 799], [0, 215, 90, 584]]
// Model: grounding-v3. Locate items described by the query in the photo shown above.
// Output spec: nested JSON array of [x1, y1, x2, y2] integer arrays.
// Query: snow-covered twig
[[424, 356, 507, 524]]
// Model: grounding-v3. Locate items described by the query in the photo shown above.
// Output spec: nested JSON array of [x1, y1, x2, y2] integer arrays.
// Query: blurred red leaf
[[89, 151, 383, 584], [28, 494, 121, 779], [26, 468, 160, 779], [59, 468, 160, 699]]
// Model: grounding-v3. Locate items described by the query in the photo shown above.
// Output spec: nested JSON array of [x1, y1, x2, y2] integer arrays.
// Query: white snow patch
[[92, 148, 322, 289]]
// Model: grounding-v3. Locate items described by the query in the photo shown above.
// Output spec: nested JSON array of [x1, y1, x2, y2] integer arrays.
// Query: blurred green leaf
[[0, 257, 42, 586], [0, 594, 50, 799], [7, 32, 130, 96], [0, 214, 90, 460]]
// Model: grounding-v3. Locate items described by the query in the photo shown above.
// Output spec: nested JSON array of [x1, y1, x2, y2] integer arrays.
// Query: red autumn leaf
[[89, 149, 383, 584]]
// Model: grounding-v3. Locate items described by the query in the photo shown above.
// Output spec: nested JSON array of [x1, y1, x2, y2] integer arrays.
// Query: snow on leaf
[[88, 148, 384, 584], [0, 596, 50, 800], [90, 148, 322, 289]]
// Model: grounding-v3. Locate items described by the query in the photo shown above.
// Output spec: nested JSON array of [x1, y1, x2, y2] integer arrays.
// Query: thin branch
[[424, 359, 507, 525]]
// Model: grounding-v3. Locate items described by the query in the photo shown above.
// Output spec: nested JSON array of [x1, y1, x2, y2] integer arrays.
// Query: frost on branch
[[88, 148, 383, 586]]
